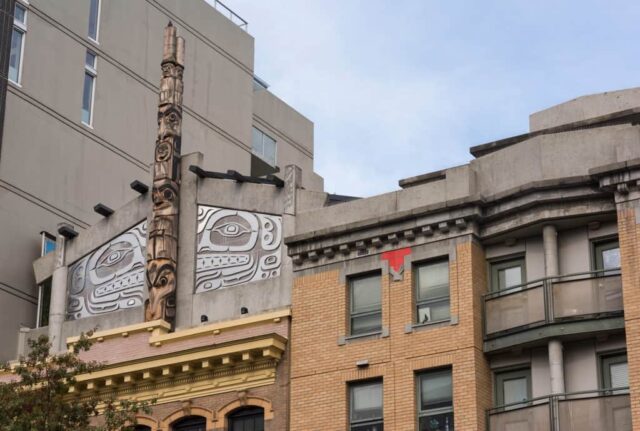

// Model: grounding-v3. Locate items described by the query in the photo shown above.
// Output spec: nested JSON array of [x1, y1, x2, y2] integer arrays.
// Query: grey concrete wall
[[293, 121, 640, 240], [530, 87, 640, 131]]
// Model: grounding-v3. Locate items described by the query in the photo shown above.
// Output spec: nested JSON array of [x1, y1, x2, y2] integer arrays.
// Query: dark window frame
[[592, 237, 620, 275], [600, 351, 628, 390], [413, 258, 450, 325], [494, 367, 531, 407], [489, 256, 526, 291], [416, 367, 454, 431], [349, 379, 384, 430], [171, 415, 206, 431], [227, 406, 264, 431], [348, 271, 382, 336]]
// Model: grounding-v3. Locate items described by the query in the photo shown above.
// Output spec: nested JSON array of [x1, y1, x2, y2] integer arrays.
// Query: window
[[130, 426, 151, 431], [415, 259, 450, 324], [350, 380, 383, 431], [82, 50, 97, 126], [601, 353, 628, 390], [9, 2, 27, 84], [490, 257, 525, 291], [36, 278, 51, 328], [252, 127, 276, 166], [495, 368, 530, 408], [41, 232, 56, 256], [417, 368, 453, 431], [228, 407, 264, 431], [593, 239, 620, 275], [349, 273, 382, 336], [88, 0, 100, 42], [171, 416, 206, 431]]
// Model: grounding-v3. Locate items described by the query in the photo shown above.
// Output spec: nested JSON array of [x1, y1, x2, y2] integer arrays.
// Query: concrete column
[[548, 339, 565, 394], [48, 225, 68, 353], [544, 224, 565, 420], [542, 224, 559, 277], [175, 152, 203, 329]]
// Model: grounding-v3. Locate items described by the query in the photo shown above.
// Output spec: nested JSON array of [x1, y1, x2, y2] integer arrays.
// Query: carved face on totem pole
[[67, 222, 147, 319], [195, 206, 283, 293]]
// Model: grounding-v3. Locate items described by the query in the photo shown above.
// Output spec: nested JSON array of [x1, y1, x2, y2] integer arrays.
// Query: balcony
[[205, 0, 248, 31], [484, 271, 623, 351], [488, 389, 631, 431]]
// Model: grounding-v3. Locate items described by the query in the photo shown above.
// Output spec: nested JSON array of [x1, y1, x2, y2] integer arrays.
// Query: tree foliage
[[0, 334, 154, 431]]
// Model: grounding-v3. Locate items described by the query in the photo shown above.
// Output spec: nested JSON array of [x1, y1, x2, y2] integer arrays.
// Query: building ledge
[[66, 320, 170, 348], [149, 308, 290, 346], [470, 108, 640, 158], [483, 316, 624, 353]]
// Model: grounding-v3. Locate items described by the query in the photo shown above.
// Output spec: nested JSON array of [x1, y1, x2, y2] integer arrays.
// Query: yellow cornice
[[73, 333, 286, 386], [66, 320, 170, 348], [148, 308, 291, 347]]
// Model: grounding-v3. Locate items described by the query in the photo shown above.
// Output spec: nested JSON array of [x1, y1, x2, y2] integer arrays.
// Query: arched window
[[172, 415, 206, 431], [228, 407, 264, 431], [132, 426, 151, 431]]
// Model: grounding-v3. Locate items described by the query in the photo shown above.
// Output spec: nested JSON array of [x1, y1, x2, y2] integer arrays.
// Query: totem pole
[[145, 23, 184, 327]]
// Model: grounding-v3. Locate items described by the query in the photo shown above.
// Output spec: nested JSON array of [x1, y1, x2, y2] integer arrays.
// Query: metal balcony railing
[[207, 0, 248, 31], [487, 388, 631, 431], [484, 270, 623, 338]]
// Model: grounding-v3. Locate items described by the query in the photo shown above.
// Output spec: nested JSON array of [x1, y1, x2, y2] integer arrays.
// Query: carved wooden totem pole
[[145, 23, 184, 327]]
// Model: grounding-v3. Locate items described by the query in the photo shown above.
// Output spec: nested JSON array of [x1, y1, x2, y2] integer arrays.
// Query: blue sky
[[224, 0, 640, 197]]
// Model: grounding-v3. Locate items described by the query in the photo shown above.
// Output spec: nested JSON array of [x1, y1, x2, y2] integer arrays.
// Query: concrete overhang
[[469, 108, 640, 158]]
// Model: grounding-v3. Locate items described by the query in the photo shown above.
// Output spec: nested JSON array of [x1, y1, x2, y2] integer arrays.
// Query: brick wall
[[290, 238, 492, 430], [617, 204, 640, 430]]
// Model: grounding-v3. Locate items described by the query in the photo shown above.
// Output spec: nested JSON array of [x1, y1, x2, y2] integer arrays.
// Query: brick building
[[2, 2, 640, 431], [285, 90, 640, 430]]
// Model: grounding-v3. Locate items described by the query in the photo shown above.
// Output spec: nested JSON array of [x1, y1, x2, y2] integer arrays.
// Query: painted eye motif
[[97, 247, 131, 268], [212, 222, 250, 238]]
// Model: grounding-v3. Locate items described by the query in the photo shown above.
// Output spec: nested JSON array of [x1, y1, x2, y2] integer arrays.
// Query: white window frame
[[82, 51, 97, 127], [9, 2, 28, 86], [87, 0, 101, 43]]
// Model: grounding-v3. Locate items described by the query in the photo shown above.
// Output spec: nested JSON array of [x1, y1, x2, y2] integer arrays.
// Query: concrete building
[[3, 2, 640, 430], [0, 0, 322, 361], [286, 89, 640, 430]]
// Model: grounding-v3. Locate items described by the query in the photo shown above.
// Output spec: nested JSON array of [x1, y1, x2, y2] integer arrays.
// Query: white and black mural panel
[[67, 221, 147, 320], [195, 205, 282, 293]]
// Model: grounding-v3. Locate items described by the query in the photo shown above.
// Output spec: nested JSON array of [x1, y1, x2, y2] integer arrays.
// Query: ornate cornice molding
[[287, 178, 615, 269]]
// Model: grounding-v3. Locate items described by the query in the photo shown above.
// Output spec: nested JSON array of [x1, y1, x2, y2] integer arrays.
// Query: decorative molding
[[195, 205, 282, 293], [70, 334, 286, 405], [216, 396, 275, 425]]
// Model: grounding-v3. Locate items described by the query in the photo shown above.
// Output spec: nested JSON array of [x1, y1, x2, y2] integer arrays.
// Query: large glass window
[[350, 380, 383, 431], [601, 353, 628, 390], [349, 273, 382, 335], [495, 368, 530, 408], [490, 257, 525, 291], [418, 368, 453, 431], [228, 406, 264, 431], [594, 239, 620, 275], [252, 127, 277, 166], [171, 416, 206, 431], [9, 3, 27, 84], [88, 0, 100, 41], [415, 259, 450, 324], [82, 50, 97, 126]]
